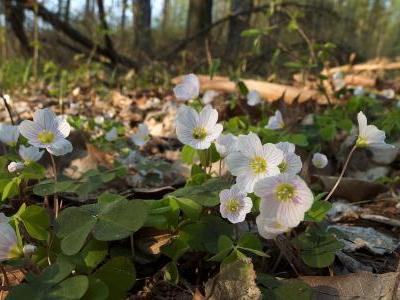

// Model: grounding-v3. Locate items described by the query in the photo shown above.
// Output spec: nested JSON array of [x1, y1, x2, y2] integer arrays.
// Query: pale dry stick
[[0, 266, 9, 291], [324, 144, 357, 202], [49, 154, 59, 218]]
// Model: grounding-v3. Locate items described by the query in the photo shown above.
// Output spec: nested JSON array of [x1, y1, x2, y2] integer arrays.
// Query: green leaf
[[261, 280, 312, 300], [33, 180, 75, 196], [174, 197, 202, 220], [162, 238, 190, 261], [82, 277, 109, 300], [20, 205, 50, 240], [218, 235, 233, 252], [93, 199, 148, 241], [304, 199, 332, 222], [237, 81, 249, 96], [241, 28, 263, 37], [49, 275, 89, 299], [97, 192, 126, 205], [238, 233, 262, 251], [2, 177, 21, 200], [163, 261, 179, 284], [21, 162, 45, 180], [94, 257, 135, 300], [181, 145, 197, 164]]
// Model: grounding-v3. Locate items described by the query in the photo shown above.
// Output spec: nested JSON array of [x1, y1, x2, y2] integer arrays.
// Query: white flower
[[94, 116, 105, 125], [23, 244, 37, 257], [265, 110, 284, 130], [254, 174, 313, 227], [276, 142, 302, 175], [215, 133, 238, 158], [201, 90, 219, 105], [19, 145, 44, 163], [131, 123, 150, 147], [353, 86, 365, 96], [105, 127, 118, 141], [0, 222, 19, 261], [312, 153, 328, 168], [0, 124, 19, 146], [19, 108, 73, 156], [356, 111, 393, 149], [173, 74, 200, 101], [8, 161, 24, 173], [332, 72, 346, 91], [226, 133, 284, 193], [381, 89, 395, 99], [0, 213, 9, 223], [256, 216, 290, 239], [176, 105, 222, 150], [219, 185, 252, 224], [246, 90, 262, 106]]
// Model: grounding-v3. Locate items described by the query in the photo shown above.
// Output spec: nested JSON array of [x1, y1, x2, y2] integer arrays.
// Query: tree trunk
[[120, 0, 128, 31], [2, 0, 32, 56], [161, 0, 170, 31], [64, 0, 71, 22], [133, 0, 152, 54], [186, 0, 212, 46], [97, 0, 116, 62], [225, 0, 253, 62]]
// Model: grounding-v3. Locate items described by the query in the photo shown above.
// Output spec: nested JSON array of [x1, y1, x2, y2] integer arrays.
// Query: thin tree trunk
[[2, 0, 32, 56], [64, 0, 70, 22], [121, 0, 127, 31], [161, 0, 170, 31], [225, 0, 253, 62], [58, 0, 63, 16], [133, 0, 152, 54], [96, 0, 116, 63], [186, 0, 212, 46]]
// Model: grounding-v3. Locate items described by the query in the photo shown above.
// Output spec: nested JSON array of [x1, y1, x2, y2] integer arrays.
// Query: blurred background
[[1, 0, 400, 90]]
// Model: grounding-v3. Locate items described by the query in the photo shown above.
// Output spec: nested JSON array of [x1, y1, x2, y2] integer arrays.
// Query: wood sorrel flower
[[19, 145, 44, 163], [173, 74, 200, 101], [19, 108, 72, 156], [265, 110, 284, 130], [254, 174, 313, 227], [356, 111, 394, 149], [246, 90, 262, 106], [312, 152, 328, 168], [0, 124, 19, 146], [276, 142, 302, 175], [0, 221, 20, 261], [219, 184, 252, 224], [176, 105, 222, 150], [226, 133, 283, 193], [131, 123, 150, 147], [256, 216, 290, 239], [8, 161, 24, 173], [105, 127, 118, 142], [215, 133, 238, 158], [201, 90, 219, 105]]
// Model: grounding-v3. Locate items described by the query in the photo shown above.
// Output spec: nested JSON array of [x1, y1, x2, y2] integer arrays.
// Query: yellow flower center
[[38, 131, 55, 144], [192, 127, 207, 140], [7, 245, 22, 259], [356, 136, 368, 148], [278, 161, 288, 173], [226, 199, 240, 213], [250, 156, 267, 174], [273, 221, 284, 229], [275, 183, 295, 202]]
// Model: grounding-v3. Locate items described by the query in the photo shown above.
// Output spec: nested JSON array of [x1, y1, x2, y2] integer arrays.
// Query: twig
[[0, 94, 14, 125]]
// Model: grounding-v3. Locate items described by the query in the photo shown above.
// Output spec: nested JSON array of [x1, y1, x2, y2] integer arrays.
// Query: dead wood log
[[172, 75, 328, 104], [327, 61, 400, 74]]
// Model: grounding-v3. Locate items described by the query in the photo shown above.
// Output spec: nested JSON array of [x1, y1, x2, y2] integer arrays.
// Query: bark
[[2, 0, 32, 56], [161, 0, 170, 30], [225, 0, 253, 62], [23, 0, 138, 68], [186, 0, 212, 46], [120, 0, 128, 31], [64, 0, 70, 22], [133, 0, 152, 54]]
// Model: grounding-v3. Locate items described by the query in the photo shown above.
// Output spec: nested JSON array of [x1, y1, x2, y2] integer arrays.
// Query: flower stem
[[324, 144, 357, 202], [49, 154, 59, 218]]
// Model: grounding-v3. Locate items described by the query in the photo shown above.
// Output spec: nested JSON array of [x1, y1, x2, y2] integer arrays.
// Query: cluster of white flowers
[[174, 75, 393, 240]]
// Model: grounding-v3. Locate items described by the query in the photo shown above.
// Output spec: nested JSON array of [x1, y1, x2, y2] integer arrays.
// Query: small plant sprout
[[173, 73, 200, 101], [215, 133, 238, 158], [254, 174, 313, 227], [353, 86, 365, 96], [19, 145, 44, 163], [256, 216, 290, 239], [176, 105, 222, 150], [201, 90, 219, 105], [226, 132, 283, 193], [7, 161, 24, 173], [19, 108, 73, 156], [276, 142, 302, 175], [312, 153, 328, 169], [0, 124, 19, 146], [356, 111, 394, 149], [246, 90, 262, 106], [265, 110, 285, 130], [105, 127, 118, 142], [0, 221, 20, 261], [131, 123, 150, 147], [219, 185, 252, 224]]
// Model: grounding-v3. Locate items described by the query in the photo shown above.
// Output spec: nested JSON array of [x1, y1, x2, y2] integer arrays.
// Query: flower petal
[[47, 139, 73, 156]]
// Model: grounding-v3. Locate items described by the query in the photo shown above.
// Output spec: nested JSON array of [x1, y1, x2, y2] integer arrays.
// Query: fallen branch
[[172, 75, 327, 104], [327, 60, 400, 75]]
